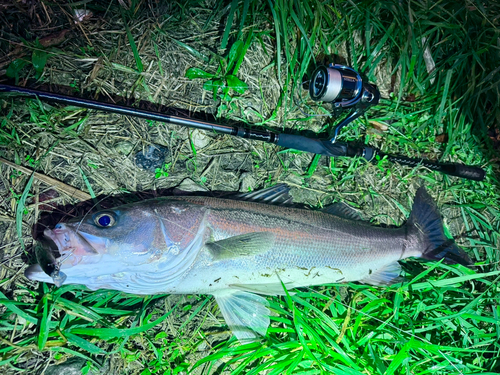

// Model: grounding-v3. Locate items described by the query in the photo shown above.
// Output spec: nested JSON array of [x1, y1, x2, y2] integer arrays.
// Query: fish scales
[[25, 185, 472, 341], [186, 197, 411, 276], [111, 195, 412, 297]]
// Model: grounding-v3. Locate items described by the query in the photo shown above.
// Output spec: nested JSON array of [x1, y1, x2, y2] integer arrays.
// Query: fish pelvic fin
[[409, 187, 472, 266], [212, 289, 270, 342]]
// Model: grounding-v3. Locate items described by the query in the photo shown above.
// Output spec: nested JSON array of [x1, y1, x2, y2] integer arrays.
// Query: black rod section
[[366, 148, 486, 181], [0, 84, 244, 137], [0, 84, 281, 143]]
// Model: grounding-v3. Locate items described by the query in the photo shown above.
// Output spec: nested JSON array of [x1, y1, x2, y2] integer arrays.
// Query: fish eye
[[93, 212, 116, 228]]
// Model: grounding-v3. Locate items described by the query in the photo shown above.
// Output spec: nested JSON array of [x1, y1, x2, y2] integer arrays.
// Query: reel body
[[308, 64, 380, 143], [309, 64, 380, 110]]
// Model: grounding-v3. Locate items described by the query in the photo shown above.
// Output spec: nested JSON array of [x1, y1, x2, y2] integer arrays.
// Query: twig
[[0, 158, 91, 202]]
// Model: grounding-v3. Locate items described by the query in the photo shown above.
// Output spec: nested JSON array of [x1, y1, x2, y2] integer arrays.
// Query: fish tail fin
[[408, 187, 472, 266]]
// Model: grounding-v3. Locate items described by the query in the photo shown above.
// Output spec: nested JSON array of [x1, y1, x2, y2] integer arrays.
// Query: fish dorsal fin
[[212, 289, 270, 341], [360, 261, 403, 285], [206, 232, 275, 260], [235, 183, 293, 205], [322, 202, 364, 221]]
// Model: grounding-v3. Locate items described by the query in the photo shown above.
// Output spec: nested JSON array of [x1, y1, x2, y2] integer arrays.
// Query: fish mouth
[[25, 223, 105, 286], [44, 226, 98, 262]]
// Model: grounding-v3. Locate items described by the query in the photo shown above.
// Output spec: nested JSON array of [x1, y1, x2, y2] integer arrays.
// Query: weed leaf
[[185, 67, 215, 80], [226, 75, 247, 94]]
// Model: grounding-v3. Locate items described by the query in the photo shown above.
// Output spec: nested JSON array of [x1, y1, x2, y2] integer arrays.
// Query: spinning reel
[[309, 64, 379, 108], [308, 64, 380, 142]]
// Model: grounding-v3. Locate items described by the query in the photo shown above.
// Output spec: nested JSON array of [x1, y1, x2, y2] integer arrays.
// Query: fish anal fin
[[361, 262, 403, 285], [212, 289, 270, 342], [207, 232, 275, 260]]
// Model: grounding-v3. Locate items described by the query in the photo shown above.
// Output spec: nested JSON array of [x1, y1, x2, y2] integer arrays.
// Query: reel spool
[[309, 64, 380, 110]]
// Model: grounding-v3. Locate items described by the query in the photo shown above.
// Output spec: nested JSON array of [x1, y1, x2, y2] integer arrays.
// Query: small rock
[[239, 172, 256, 192], [44, 358, 86, 375], [287, 173, 303, 186], [115, 141, 134, 155], [44, 358, 111, 375], [435, 134, 449, 143], [73, 9, 93, 24], [134, 144, 168, 172], [177, 178, 208, 192], [190, 129, 211, 150], [368, 120, 388, 132]]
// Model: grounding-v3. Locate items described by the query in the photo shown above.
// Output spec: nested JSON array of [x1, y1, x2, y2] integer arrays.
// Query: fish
[[25, 184, 472, 341]]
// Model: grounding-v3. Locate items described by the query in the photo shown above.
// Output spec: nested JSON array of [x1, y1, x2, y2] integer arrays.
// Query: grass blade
[[68, 303, 178, 340], [122, 11, 143, 72], [79, 167, 96, 199], [63, 332, 106, 355], [38, 294, 52, 350], [221, 0, 239, 50], [16, 173, 34, 251]]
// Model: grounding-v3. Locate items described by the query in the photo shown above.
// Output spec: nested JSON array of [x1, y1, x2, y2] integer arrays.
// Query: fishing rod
[[0, 65, 486, 181]]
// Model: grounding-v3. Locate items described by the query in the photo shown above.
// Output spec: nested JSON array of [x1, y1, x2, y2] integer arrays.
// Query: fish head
[[25, 199, 207, 290]]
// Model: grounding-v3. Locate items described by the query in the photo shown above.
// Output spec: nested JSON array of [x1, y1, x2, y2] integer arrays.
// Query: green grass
[[0, 0, 499, 374]]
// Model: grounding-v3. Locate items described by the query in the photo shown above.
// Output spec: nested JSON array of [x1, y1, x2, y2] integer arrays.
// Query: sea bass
[[25, 185, 471, 340]]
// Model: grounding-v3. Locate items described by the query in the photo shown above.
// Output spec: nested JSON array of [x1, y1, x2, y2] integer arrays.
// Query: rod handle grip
[[382, 154, 486, 181], [446, 163, 486, 181], [276, 134, 351, 157]]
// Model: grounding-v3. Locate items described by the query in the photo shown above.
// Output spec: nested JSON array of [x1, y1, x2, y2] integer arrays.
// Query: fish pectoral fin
[[230, 282, 295, 296], [206, 232, 275, 260], [360, 261, 403, 285], [212, 289, 270, 342]]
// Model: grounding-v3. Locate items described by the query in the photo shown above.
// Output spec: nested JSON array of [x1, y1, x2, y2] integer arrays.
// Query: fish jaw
[[43, 223, 104, 266], [25, 223, 108, 285], [24, 263, 53, 283], [25, 200, 210, 291]]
